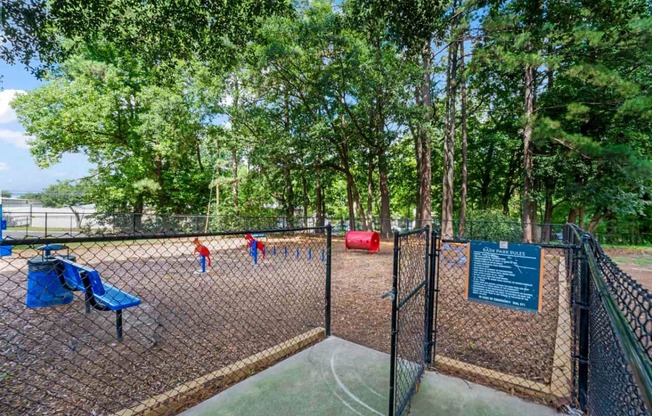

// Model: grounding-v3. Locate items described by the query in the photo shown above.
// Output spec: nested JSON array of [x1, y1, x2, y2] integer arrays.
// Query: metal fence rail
[[566, 224, 652, 415], [4, 210, 578, 244], [389, 227, 430, 416], [0, 226, 331, 415]]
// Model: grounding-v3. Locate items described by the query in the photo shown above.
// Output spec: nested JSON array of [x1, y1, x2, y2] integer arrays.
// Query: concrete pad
[[181, 337, 562, 416], [182, 337, 388, 416], [410, 372, 561, 416]]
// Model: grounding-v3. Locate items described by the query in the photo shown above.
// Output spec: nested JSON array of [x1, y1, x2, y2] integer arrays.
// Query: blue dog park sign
[[466, 241, 544, 313]]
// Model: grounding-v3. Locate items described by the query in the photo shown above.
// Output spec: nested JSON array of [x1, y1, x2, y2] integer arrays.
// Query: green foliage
[[2, 0, 651, 241], [40, 180, 87, 208]]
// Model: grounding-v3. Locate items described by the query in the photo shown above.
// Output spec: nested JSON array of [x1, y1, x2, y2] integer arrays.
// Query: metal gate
[[388, 226, 435, 416]]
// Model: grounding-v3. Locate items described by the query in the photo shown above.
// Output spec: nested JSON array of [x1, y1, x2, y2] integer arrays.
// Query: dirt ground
[[603, 248, 652, 291], [0, 235, 328, 415], [330, 238, 570, 403], [1, 234, 571, 415], [330, 238, 394, 353]]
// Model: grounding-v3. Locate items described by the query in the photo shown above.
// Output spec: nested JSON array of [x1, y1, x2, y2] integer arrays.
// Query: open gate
[[388, 226, 436, 416]]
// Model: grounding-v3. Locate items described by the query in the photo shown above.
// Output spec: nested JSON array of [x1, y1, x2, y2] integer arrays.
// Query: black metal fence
[[430, 233, 575, 405], [388, 227, 431, 416], [566, 224, 652, 415], [0, 226, 331, 415], [4, 210, 576, 244]]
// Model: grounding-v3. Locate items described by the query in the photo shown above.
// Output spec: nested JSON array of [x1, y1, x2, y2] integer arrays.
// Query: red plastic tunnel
[[345, 231, 380, 253]]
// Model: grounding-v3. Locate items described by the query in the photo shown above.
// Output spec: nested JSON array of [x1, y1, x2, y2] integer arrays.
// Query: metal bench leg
[[116, 310, 123, 341], [84, 292, 91, 314]]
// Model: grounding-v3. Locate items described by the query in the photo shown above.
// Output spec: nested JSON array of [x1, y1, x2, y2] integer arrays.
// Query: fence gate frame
[[388, 226, 437, 416]]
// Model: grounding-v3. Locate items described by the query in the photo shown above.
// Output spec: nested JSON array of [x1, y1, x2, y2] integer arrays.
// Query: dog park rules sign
[[466, 241, 544, 313]]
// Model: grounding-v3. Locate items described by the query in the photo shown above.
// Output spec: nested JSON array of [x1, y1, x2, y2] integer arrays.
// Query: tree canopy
[[4, 0, 652, 242]]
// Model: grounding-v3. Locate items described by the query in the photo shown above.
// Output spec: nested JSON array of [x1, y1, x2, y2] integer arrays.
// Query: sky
[[0, 61, 92, 195]]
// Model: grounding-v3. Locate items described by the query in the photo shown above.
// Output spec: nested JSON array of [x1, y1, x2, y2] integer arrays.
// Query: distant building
[[1, 197, 43, 208]]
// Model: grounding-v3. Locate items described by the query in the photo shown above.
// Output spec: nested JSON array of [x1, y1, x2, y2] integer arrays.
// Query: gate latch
[[381, 290, 395, 300]]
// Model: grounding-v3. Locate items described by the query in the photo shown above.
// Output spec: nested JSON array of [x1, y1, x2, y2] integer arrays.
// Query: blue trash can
[[26, 257, 74, 308]]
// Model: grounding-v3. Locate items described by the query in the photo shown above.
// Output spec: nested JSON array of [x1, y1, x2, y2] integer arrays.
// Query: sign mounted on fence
[[466, 241, 544, 313]]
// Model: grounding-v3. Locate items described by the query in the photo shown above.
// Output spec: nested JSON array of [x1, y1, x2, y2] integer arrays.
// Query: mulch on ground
[[1, 234, 570, 415], [0, 235, 326, 415]]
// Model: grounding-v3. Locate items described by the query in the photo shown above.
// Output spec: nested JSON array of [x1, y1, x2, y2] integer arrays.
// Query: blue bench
[[54, 255, 141, 341]]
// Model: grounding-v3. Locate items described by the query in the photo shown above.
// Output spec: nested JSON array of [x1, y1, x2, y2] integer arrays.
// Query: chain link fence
[[0, 226, 331, 415], [431, 234, 575, 406], [566, 225, 652, 415], [389, 227, 430, 416]]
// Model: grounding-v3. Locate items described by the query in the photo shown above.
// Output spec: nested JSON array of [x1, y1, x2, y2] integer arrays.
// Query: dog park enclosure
[[0, 227, 331, 415], [0, 223, 650, 416]]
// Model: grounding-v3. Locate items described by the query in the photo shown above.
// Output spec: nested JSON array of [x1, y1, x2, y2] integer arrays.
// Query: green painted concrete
[[181, 337, 562, 416]]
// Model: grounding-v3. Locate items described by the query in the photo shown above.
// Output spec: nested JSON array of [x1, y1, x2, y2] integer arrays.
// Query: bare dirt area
[[604, 248, 652, 291], [330, 238, 394, 353], [435, 246, 568, 389], [0, 235, 327, 415], [1, 233, 572, 415]]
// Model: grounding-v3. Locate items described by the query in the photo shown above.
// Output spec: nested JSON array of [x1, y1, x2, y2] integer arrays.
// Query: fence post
[[44, 212, 48, 237], [425, 228, 438, 365], [325, 225, 332, 337], [388, 231, 400, 416], [577, 235, 590, 411]]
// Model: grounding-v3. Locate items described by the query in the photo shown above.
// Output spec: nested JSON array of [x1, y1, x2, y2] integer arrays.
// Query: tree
[[1, 0, 291, 76], [1, 190, 11, 198], [12, 48, 212, 215], [40, 180, 88, 227]]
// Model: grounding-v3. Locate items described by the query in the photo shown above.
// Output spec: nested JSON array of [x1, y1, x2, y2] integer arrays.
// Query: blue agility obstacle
[[25, 244, 141, 341], [55, 255, 141, 341]]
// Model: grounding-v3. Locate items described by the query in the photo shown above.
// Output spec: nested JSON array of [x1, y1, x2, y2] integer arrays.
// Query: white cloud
[[0, 89, 26, 124], [0, 129, 29, 149], [0, 162, 9, 171]]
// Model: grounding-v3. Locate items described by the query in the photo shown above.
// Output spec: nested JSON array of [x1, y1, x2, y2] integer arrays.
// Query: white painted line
[[330, 351, 384, 416]]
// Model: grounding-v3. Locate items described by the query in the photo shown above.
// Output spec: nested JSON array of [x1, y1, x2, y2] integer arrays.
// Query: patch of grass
[[612, 256, 652, 266], [602, 244, 652, 250]]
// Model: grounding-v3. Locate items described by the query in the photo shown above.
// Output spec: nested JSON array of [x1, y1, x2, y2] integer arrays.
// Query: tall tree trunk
[[442, 8, 459, 239], [441, 0, 460, 239], [378, 151, 391, 238], [522, 0, 541, 243], [351, 173, 367, 231], [587, 210, 604, 233], [232, 148, 239, 216], [346, 175, 355, 230], [417, 40, 433, 228], [133, 196, 144, 230], [479, 142, 494, 210], [414, 86, 424, 226], [542, 190, 553, 242], [522, 62, 536, 243], [302, 173, 308, 226], [367, 154, 375, 230], [567, 207, 578, 224], [501, 153, 519, 215], [284, 163, 294, 228], [458, 30, 468, 238], [315, 165, 324, 229]]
